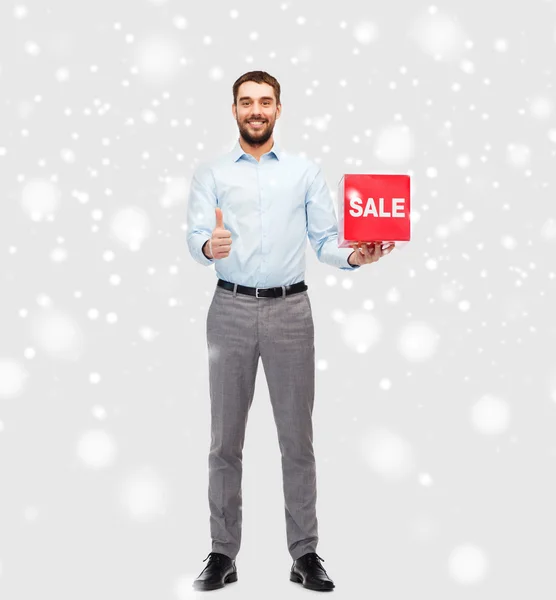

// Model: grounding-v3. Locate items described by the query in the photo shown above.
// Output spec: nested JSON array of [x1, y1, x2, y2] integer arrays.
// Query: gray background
[[1, 0, 555, 598]]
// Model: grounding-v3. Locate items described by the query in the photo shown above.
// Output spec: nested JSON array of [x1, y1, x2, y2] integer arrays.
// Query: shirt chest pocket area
[[216, 178, 306, 231], [265, 178, 307, 214], [216, 184, 259, 233]]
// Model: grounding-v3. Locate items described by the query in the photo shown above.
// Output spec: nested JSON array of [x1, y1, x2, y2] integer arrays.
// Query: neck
[[239, 136, 274, 161]]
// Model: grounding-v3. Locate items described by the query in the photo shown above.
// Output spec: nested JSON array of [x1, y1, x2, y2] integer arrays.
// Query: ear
[[276, 104, 282, 119], [232, 103, 237, 119]]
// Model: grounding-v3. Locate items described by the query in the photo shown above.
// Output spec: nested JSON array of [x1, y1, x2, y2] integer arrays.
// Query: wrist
[[202, 239, 214, 259]]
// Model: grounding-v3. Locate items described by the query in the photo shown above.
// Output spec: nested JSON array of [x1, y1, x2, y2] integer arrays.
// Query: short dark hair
[[232, 71, 281, 107]]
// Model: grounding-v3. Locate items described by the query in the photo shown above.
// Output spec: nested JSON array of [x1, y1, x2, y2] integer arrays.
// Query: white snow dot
[[30, 310, 84, 360], [493, 38, 508, 52], [341, 278, 353, 290], [135, 34, 182, 85], [501, 235, 517, 250], [89, 372, 101, 384], [540, 218, 556, 241], [21, 179, 61, 221], [470, 394, 511, 435], [77, 429, 117, 469], [0, 359, 29, 398], [353, 21, 378, 44], [529, 96, 552, 119], [25, 41, 40, 55], [458, 300, 470, 312], [173, 16, 187, 29], [141, 109, 157, 124], [341, 311, 382, 353], [386, 287, 401, 303], [109, 206, 151, 250], [374, 124, 415, 165], [398, 321, 439, 362], [361, 428, 414, 480], [506, 143, 530, 168], [316, 359, 328, 371], [418, 472, 433, 486], [456, 154, 470, 169], [448, 543, 489, 585], [60, 148, 75, 163], [118, 467, 170, 522], [55, 68, 70, 82], [50, 247, 68, 263], [410, 12, 466, 62], [92, 405, 107, 420], [14, 5, 29, 19], [208, 66, 224, 81], [379, 378, 392, 390], [460, 59, 474, 74]]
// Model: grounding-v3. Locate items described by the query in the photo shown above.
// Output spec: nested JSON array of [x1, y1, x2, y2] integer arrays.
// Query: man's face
[[232, 81, 281, 146]]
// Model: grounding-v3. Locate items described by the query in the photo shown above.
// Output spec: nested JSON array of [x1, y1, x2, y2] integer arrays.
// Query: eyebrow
[[238, 96, 274, 102]]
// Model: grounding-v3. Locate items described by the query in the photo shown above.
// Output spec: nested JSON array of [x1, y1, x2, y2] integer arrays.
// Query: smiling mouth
[[248, 121, 266, 128]]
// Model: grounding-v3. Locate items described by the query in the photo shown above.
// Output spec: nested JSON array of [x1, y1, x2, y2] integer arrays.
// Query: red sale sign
[[337, 174, 411, 248]]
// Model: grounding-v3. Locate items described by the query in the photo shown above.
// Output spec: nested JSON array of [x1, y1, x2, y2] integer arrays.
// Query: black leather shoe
[[193, 552, 238, 591], [290, 552, 335, 591]]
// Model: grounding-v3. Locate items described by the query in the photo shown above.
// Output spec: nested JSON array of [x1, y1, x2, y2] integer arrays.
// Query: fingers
[[350, 242, 394, 262], [215, 207, 224, 229], [211, 208, 231, 259], [211, 237, 232, 259]]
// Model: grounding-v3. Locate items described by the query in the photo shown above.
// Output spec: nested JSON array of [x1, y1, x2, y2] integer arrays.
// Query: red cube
[[338, 174, 411, 248]]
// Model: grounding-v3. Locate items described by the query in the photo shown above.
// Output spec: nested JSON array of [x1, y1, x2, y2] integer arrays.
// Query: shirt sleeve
[[186, 163, 216, 266], [305, 166, 361, 271]]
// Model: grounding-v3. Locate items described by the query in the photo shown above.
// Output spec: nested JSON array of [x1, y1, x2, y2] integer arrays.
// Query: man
[[187, 71, 394, 592]]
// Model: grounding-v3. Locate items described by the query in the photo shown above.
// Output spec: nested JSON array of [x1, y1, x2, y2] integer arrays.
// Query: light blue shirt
[[186, 138, 360, 288]]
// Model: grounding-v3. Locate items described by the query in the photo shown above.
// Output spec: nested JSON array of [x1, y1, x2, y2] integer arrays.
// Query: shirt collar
[[230, 138, 281, 162]]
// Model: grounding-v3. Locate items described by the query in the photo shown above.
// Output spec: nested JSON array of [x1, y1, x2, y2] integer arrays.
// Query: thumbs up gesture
[[206, 207, 232, 260]]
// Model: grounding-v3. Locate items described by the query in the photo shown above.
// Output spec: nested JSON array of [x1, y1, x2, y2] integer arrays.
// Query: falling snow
[[0, 1, 555, 598]]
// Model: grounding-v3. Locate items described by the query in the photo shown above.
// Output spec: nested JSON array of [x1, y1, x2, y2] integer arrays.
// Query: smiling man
[[233, 83, 279, 155], [188, 70, 394, 592]]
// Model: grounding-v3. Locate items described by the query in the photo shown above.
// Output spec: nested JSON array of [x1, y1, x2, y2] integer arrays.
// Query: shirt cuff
[[191, 234, 215, 266], [342, 250, 361, 270]]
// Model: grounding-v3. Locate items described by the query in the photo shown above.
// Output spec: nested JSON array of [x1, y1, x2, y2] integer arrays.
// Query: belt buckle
[[255, 287, 262, 298]]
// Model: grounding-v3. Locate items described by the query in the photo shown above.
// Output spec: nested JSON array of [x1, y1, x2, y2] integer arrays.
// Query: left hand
[[348, 241, 395, 266]]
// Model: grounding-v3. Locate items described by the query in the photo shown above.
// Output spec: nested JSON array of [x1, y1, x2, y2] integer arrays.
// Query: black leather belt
[[217, 278, 308, 298]]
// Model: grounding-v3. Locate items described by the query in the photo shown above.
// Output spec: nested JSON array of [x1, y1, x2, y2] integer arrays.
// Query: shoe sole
[[290, 571, 335, 591], [193, 571, 238, 591]]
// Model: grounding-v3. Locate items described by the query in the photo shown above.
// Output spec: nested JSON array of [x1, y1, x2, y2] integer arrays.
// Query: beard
[[238, 117, 274, 146]]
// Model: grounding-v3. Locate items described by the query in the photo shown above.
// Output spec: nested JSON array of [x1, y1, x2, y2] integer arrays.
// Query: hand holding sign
[[337, 174, 411, 249], [348, 241, 395, 266], [207, 207, 232, 260]]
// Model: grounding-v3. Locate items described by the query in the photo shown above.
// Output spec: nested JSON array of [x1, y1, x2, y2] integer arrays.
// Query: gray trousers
[[206, 281, 318, 561]]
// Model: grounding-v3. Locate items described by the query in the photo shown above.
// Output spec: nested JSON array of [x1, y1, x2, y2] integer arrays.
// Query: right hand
[[207, 207, 232, 259]]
